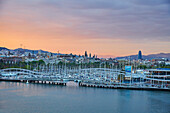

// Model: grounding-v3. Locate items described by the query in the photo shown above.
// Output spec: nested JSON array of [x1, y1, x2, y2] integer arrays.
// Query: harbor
[[0, 67, 169, 91], [1, 0, 170, 112]]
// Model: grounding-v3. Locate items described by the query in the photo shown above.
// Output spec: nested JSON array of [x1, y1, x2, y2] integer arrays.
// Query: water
[[0, 81, 170, 113]]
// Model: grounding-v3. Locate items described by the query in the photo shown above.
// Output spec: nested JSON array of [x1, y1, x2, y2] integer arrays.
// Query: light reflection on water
[[0, 81, 170, 113]]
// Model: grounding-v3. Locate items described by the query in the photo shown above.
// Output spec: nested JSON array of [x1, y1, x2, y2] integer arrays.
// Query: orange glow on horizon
[[0, 1, 170, 58]]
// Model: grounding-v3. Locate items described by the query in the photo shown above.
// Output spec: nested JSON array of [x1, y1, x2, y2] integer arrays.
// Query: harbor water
[[0, 81, 170, 113]]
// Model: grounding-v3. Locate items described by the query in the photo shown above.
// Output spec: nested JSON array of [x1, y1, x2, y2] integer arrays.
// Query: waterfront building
[[145, 68, 170, 87]]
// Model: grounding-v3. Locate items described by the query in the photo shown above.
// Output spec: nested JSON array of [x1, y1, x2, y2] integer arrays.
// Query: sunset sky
[[0, 0, 170, 58]]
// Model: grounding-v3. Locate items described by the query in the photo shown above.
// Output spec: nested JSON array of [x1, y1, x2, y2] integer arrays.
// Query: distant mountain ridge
[[0, 47, 9, 51], [0, 47, 63, 55], [14, 48, 50, 54], [0, 47, 170, 59], [116, 53, 170, 60]]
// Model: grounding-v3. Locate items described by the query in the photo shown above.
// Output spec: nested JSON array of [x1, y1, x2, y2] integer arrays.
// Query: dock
[[79, 82, 170, 91]]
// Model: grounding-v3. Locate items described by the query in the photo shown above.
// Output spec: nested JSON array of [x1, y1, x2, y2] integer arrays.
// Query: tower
[[138, 50, 142, 60], [85, 51, 88, 58], [89, 53, 91, 58]]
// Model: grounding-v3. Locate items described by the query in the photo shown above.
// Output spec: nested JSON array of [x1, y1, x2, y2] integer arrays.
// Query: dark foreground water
[[0, 81, 170, 113]]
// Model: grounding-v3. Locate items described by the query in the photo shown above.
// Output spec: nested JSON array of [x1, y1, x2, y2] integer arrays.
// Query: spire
[[85, 51, 88, 57]]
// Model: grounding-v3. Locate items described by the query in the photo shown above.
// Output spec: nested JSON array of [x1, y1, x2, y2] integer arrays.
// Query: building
[[138, 50, 142, 60], [85, 51, 88, 58], [1, 57, 23, 64], [146, 68, 170, 86], [89, 53, 91, 58], [165, 61, 170, 66]]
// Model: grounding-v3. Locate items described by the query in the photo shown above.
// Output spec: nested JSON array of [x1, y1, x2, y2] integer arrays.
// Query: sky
[[0, 0, 170, 58]]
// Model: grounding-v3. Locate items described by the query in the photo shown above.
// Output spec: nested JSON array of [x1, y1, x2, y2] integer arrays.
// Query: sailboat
[[26, 80, 29, 84]]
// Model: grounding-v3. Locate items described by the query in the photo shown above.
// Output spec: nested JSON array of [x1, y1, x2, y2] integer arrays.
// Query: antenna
[[57, 50, 59, 58]]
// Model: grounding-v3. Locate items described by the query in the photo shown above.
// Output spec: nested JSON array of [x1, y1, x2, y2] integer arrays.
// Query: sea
[[0, 81, 170, 113]]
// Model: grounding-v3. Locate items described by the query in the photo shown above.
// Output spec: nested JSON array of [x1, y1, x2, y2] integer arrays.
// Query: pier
[[79, 82, 170, 91], [1, 78, 67, 86]]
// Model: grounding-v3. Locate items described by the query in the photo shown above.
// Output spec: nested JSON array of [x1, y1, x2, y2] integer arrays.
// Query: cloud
[[132, 0, 170, 6], [0, 0, 170, 56], [34, 0, 170, 41], [0, 0, 5, 10]]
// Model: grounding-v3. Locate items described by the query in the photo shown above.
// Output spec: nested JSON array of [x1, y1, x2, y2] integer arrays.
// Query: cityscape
[[0, 47, 170, 69], [0, 0, 170, 113]]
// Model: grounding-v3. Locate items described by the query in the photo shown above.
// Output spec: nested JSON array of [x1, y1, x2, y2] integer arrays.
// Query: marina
[[0, 67, 169, 91]]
